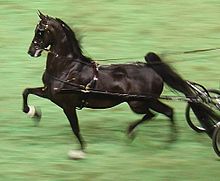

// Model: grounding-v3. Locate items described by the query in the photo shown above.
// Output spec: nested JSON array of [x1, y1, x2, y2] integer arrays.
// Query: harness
[[85, 61, 99, 90], [43, 48, 220, 110]]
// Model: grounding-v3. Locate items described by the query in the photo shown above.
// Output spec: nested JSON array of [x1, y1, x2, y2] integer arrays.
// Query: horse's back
[[97, 63, 163, 96]]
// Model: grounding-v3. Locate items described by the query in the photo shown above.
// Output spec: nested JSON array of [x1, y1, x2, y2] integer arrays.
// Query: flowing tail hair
[[145, 52, 219, 137]]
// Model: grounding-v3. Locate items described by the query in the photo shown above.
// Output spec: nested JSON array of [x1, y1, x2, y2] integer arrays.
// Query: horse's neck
[[45, 40, 94, 81], [51, 41, 75, 58], [45, 56, 96, 89], [45, 54, 92, 78], [45, 41, 73, 69], [46, 54, 73, 74]]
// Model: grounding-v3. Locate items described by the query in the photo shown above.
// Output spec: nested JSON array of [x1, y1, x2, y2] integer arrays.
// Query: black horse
[[23, 12, 174, 158]]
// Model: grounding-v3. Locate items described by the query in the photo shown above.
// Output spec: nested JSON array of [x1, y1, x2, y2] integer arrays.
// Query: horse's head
[[28, 11, 54, 57], [28, 11, 90, 62]]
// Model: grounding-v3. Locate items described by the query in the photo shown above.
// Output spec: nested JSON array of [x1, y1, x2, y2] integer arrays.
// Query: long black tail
[[145, 52, 219, 137], [145, 52, 194, 97]]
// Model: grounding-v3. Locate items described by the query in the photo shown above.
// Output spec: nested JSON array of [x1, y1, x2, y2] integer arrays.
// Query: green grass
[[1, 0, 220, 180]]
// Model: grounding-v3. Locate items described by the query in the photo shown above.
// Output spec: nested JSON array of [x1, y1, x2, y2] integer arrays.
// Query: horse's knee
[[140, 112, 155, 122], [22, 88, 30, 98]]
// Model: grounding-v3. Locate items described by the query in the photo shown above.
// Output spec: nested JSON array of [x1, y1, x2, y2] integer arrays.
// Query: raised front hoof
[[27, 105, 42, 126], [127, 131, 137, 142], [68, 150, 86, 160]]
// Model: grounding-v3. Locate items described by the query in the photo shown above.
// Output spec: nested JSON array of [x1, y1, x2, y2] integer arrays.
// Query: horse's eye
[[38, 30, 45, 36]]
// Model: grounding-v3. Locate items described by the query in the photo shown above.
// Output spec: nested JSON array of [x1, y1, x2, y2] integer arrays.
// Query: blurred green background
[[0, 0, 220, 180]]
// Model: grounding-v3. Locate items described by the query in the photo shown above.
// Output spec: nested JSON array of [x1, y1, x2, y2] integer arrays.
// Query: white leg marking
[[27, 105, 36, 118]]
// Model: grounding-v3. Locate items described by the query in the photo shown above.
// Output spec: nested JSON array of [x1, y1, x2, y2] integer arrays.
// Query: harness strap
[[76, 62, 99, 109], [85, 62, 99, 90]]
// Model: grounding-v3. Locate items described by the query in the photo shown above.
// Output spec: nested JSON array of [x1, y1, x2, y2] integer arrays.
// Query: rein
[[162, 47, 220, 56], [96, 47, 220, 62], [45, 71, 86, 90], [47, 71, 220, 107], [60, 88, 197, 102], [44, 46, 220, 66], [43, 46, 219, 109], [44, 48, 96, 66], [46, 69, 201, 104]]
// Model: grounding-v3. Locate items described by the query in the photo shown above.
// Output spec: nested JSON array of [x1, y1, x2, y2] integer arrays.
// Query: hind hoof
[[127, 126, 137, 141], [68, 150, 86, 160]]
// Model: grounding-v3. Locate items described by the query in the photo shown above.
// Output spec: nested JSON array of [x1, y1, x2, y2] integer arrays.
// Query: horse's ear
[[37, 10, 45, 20]]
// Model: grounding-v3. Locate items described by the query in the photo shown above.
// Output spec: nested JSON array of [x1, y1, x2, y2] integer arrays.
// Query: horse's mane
[[55, 18, 92, 62]]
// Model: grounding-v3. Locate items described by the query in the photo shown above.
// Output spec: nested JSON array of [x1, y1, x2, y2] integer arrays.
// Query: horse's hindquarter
[[96, 64, 163, 96]]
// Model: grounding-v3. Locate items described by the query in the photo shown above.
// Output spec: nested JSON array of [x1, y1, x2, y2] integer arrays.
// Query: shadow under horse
[[23, 12, 175, 158]]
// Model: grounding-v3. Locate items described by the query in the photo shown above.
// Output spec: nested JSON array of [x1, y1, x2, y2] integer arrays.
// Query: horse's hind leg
[[127, 109, 155, 135], [149, 99, 174, 125], [149, 99, 178, 141], [128, 100, 176, 141]]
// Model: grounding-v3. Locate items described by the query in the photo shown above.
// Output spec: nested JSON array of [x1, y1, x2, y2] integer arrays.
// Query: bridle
[[44, 47, 59, 57], [33, 20, 101, 92]]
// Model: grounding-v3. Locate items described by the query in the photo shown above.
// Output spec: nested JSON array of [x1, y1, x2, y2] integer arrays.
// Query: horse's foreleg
[[63, 107, 86, 159], [22, 87, 47, 118]]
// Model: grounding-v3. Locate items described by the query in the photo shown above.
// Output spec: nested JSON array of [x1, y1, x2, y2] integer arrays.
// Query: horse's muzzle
[[28, 47, 42, 57]]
